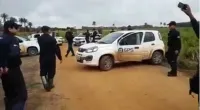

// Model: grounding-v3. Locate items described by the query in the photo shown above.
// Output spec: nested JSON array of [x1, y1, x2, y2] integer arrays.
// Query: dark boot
[[41, 76, 51, 92], [168, 72, 177, 77], [49, 79, 55, 89]]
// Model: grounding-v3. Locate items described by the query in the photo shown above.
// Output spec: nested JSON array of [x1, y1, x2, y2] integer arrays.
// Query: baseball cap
[[4, 20, 21, 29], [168, 21, 176, 26]]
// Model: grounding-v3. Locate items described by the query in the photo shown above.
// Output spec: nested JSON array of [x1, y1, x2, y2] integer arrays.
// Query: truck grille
[[78, 48, 86, 52]]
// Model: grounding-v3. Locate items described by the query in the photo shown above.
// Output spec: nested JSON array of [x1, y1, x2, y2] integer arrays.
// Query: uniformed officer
[[91, 28, 97, 42], [0, 20, 27, 110], [38, 26, 62, 92], [65, 27, 75, 57], [166, 21, 181, 77], [84, 29, 90, 43]]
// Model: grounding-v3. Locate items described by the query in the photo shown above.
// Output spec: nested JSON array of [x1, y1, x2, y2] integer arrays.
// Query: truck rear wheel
[[28, 47, 38, 56], [99, 55, 114, 71]]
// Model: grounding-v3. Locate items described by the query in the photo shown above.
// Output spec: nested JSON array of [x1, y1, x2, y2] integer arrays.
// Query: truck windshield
[[97, 32, 124, 44]]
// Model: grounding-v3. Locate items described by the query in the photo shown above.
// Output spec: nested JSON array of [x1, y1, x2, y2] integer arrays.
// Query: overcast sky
[[0, 0, 199, 28]]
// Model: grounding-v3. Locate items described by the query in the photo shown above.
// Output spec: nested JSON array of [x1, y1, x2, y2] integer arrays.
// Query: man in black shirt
[[91, 28, 97, 42], [38, 26, 62, 92], [166, 21, 181, 77], [84, 30, 91, 43], [65, 27, 75, 57], [0, 21, 27, 110], [182, 4, 199, 100]]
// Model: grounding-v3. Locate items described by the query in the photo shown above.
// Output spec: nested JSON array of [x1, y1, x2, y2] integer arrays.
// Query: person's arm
[[182, 5, 199, 38], [190, 17, 199, 38], [53, 39, 62, 61], [0, 38, 10, 75]]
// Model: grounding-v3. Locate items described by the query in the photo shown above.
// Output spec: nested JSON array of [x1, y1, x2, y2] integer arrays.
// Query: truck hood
[[80, 43, 111, 49]]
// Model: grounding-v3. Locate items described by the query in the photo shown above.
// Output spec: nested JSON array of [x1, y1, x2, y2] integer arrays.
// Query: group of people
[[0, 4, 199, 110]]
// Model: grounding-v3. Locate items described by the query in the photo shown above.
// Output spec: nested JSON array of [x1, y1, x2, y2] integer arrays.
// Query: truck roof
[[117, 30, 159, 34]]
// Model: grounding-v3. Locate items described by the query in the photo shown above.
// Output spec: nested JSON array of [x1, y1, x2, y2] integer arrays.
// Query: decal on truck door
[[118, 48, 134, 53]]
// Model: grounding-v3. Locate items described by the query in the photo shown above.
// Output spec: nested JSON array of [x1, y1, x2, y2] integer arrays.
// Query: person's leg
[[65, 43, 70, 57], [40, 61, 49, 90], [12, 101, 26, 110], [69, 43, 75, 56], [47, 60, 56, 89], [168, 53, 178, 76]]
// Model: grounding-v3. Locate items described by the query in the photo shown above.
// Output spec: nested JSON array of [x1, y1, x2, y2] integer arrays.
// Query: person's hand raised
[[182, 5, 193, 18]]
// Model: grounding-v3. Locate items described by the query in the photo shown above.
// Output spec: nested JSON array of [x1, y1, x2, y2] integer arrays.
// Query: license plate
[[77, 56, 80, 60]]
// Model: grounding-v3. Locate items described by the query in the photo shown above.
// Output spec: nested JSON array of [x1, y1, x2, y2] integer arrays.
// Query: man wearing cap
[[65, 27, 75, 57], [38, 26, 62, 92], [166, 21, 181, 77], [0, 20, 27, 110]]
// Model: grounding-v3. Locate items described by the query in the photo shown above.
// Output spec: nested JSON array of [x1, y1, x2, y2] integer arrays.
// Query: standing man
[[181, 4, 199, 100], [38, 26, 62, 92], [65, 27, 75, 57], [0, 21, 27, 110], [91, 28, 97, 42], [84, 29, 90, 43], [166, 21, 181, 77]]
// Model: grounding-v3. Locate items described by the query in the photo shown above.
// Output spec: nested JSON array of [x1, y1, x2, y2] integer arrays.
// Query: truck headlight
[[86, 46, 98, 53]]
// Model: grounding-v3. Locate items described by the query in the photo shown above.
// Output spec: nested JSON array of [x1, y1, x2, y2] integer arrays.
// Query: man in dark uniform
[[166, 21, 181, 77], [91, 28, 97, 42], [182, 4, 199, 100], [38, 26, 62, 92], [83, 29, 90, 43], [0, 20, 27, 110], [65, 27, 75, 57]]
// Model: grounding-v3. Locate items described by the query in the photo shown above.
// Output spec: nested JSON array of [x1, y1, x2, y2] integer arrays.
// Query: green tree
[[1, 13, 8, 23], [23, 18, 28, 27], [10, 17, 17, 22], [19, 18, 24, 26], [28, 22, 32, 28], [92, 21, 96, 27]]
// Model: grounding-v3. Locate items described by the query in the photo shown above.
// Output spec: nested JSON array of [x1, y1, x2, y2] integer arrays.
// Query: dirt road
[[36, 44, 198, 110], [0, 44, 198, 110]]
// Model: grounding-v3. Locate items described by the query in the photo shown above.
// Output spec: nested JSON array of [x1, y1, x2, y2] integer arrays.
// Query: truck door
[[17, 38, 25, 53], [142, 32, 156, 59], [117, 32, 144, 61]]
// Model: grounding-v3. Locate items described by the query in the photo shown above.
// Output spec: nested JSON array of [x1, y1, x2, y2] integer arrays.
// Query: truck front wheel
[[99, 55, 114, 71]]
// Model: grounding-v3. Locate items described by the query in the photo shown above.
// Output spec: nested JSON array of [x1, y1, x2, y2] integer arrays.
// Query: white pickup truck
[[16, 36, 40, 56], [76, 30, 165, 71], [27, 33, 64, 45]]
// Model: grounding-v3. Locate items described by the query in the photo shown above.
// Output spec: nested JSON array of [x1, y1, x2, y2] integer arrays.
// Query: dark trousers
[[40, 59, 56, 79], [166, 50, 179, 74], [1, 67, 27, 110], [66, 42, 75, 55], [86, 38, 90, 43], [5, 98, 25, 110]]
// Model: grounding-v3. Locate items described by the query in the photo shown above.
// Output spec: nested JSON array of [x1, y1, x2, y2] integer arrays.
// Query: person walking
[[65, 27, 75, 57], [0, 20, 27, 110], [166, 21, 181, 77], [38, 26, 62, 92]]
